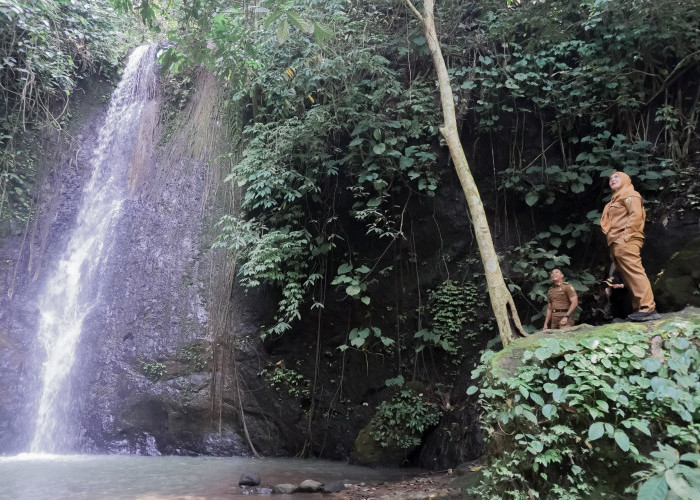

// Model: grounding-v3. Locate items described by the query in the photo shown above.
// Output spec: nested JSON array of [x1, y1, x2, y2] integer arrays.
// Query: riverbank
[[327, 468, 476, 499]]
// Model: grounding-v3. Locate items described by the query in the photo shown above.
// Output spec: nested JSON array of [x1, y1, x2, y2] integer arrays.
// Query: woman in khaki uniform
[[600, 172, 659, 321]]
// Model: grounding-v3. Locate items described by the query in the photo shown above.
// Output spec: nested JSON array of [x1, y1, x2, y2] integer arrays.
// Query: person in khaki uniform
[[600, 171, 659, 321], [543, 269, 578, 329]]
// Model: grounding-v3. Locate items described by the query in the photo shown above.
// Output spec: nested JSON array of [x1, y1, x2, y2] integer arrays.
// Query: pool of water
[[0, 454, 421, 499]]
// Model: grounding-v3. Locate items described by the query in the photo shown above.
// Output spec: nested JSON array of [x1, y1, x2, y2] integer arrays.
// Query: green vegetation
[[416, 280, 483, 356], [468, 317, 700, 498], [179, 342, 207, 372], [0, 0, 138, 229], [149, 0, 699, 340], [260, 362, 311, 399], [369, 388, 442, 449], [142, 361, 167, 381]]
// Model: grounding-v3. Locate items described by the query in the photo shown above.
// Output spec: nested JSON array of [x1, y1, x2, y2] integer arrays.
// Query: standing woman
[[600, 171, 660, 321]]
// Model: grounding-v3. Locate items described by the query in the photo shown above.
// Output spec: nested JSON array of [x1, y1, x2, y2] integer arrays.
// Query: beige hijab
[[600, 171, 644, 235]]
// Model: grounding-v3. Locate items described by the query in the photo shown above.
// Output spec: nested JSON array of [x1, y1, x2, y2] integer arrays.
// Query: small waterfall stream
[[30, 45, 158, 453]]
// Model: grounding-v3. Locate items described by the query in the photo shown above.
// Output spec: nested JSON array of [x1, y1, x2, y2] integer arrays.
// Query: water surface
[[0, 454, 420, 499]]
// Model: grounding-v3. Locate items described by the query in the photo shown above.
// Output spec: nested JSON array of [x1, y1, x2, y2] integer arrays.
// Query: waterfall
[[30, 45, 158, 453]]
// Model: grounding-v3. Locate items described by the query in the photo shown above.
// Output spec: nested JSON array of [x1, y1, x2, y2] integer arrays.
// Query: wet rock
[[273, 484, 297, 494], [321, 480, 346, 493], [239, 471, 261, 486], [297, 479, 323, 492]]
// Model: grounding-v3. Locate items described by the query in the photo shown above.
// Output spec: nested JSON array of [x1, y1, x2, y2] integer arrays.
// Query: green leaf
[[380, 336, 395, 346], [527, 440, 544, 454], [680, 453, 700, 465], [614, 429, 630, 452], [346, 285, 361, 297], [525, 191, 539, 206], [522, 409, 538, 424], [543, 382, 558, 393], [675, 464, 700, 488], [286, 10, 313, 34], [530, 392, 545, 406], [665, 469, 697, 499], [639, 358, 661, 373], [636, 476, 668, 500], [627, 345, 646, 358], [373, 143, 386, 154], [541, 404, 556, 419], [312, 20, 334, 44], [630, 420, 651, 436], [360, 296, 370, 305], [350, 336, 365, 347], [337, 263, 353, 275], [467, 385, 478, 395], [588, 422, 605, 441], [277, 19, 290, 45]]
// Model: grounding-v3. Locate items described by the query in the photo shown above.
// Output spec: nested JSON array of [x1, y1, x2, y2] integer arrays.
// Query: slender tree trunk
[[405, 0, 525, 346]]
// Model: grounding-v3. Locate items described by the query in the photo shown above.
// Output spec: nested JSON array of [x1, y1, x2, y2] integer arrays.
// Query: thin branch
[[403, 0, 424, 22]]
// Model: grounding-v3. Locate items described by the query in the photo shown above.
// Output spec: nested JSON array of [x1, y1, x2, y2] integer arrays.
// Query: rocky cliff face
[[0, 50, 261, 455]]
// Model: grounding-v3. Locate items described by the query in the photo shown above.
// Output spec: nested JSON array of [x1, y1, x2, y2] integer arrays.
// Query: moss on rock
[[655, 235, 700, 311], [351, 425, 412, 467]]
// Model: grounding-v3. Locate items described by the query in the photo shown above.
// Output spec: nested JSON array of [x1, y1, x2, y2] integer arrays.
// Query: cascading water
[[29, 45, 158, 453]]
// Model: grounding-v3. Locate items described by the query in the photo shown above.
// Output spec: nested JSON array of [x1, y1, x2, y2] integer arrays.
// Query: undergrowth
[[468, 318, 700, 499]]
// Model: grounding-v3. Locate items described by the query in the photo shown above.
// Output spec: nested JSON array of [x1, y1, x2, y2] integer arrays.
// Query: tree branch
[[403, 0, 424, 22]]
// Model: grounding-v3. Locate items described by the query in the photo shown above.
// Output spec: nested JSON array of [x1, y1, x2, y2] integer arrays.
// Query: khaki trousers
[[552, 313, 575, 329], [610, 240, 655, 312]]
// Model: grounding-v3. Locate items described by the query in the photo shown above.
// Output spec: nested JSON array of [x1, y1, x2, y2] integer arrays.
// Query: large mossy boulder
[[351, 425, 412, 467], [469, 308, 700, 499], [654, 235, 700, 311]]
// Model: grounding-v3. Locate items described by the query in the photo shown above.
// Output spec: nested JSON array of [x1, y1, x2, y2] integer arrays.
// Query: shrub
[[369, 388, 442, 449], [468, 318, 700, 499]]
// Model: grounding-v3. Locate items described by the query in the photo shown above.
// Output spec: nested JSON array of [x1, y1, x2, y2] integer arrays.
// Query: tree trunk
[[405, 0, 525, 346]]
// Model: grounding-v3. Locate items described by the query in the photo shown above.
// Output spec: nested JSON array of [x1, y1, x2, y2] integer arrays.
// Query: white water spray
[[30, 45, 158, 453]]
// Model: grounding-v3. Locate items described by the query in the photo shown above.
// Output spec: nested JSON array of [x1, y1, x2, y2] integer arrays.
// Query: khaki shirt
[[603, 196, 645, 247], [547, 282, 577, 311]]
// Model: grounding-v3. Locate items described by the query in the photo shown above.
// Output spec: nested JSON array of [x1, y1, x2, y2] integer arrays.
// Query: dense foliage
[[369, 388, 442, 449], [133, 0, 699, 456], [447, 0, 700, 317], [208, 0, 443, 337], [154, 0, 700, 337], [0, 0, 137, 229], [468, 318, 700, 499]]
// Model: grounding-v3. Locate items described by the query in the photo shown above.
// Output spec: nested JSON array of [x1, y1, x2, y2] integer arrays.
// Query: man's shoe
[[627, 310, 661, 322]]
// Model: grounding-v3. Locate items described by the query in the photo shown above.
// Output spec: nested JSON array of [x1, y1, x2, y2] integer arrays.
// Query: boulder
[[297, 479, 323, 492], [654, 235, 700, 311], [273, 484, 297, 494], [321, 480, 346, 493], [351, 425, 412, 467], [239, 471, 261, 486]]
